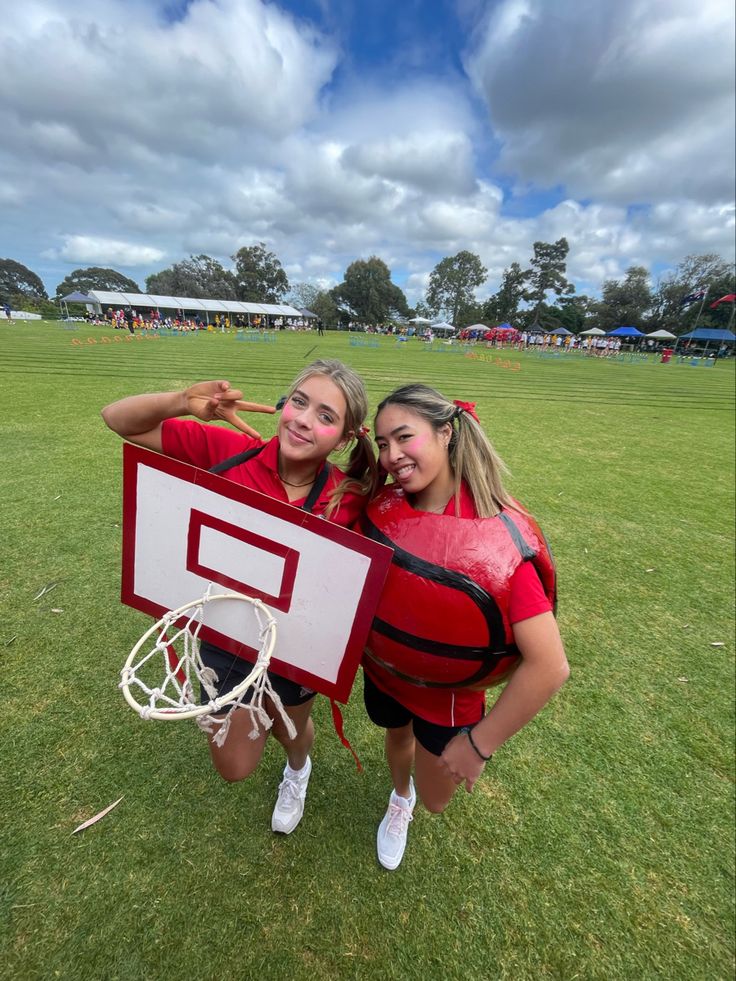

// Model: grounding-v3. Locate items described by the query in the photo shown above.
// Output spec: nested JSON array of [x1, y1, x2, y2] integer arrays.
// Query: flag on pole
[[680, 289, 706, 306], [709, 293, 736, 309]]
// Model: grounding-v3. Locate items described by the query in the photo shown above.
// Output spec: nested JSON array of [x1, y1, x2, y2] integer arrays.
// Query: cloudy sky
[[1, 0, 734, 302]]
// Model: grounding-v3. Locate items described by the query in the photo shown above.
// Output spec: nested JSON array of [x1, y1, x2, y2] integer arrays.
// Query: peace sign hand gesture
[[183, 381, 276, 439]]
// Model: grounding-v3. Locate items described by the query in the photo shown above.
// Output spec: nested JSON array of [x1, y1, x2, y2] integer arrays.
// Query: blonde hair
[[286, 359, 378, 516], [375, 384, 514, 518]]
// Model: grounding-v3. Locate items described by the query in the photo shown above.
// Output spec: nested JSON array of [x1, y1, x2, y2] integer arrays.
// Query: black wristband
[[461, 725, 492, 761]]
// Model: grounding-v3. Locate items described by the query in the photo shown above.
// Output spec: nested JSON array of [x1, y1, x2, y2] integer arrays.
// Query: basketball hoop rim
[[120, 592, 277, 721]]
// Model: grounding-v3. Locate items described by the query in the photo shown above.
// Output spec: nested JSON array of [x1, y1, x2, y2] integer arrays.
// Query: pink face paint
[[314, 423, 340, 438]]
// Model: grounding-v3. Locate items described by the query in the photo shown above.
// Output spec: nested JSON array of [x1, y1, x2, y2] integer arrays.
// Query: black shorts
[[363, 673, 483, 757], [199, 642, 316, 709]]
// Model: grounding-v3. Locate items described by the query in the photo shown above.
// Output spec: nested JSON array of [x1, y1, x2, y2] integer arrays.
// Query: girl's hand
[[183, 381, 276, 438], [439, 730, 487, 793]]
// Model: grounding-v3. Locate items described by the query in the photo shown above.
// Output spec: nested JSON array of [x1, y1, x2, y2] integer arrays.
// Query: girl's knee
[[218, 768, 248, 784], [213, 757, 259, 783], [209, 729, 267, 782], [420, 794, 452, 815]]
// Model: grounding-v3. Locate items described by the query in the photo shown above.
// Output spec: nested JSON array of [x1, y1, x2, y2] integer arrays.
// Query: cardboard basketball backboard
[[121, 443, 392, 703]]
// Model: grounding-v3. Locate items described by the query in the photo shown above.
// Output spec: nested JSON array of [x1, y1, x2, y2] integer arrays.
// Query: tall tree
[[547, 294, 595, 333], [288, 282, 320, 312], [331, 257, 409, 324], [55, 267, 139, 297], [482, 261, 527, 324], [455, 301, 485, 329], [232, 243, 289, 302], [649, 253, 735, 334], [310, 290, 341, 328], [595, 266, 653, 332], [146, 255, 237, 299], [525, 238, 574, 322], [425, 250, 487, 325], [1, 258, 48, 302]]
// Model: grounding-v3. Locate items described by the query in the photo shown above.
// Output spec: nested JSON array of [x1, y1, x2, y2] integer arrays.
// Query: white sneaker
[[377, 778, 416, 870], [271, 757, 312, 834]]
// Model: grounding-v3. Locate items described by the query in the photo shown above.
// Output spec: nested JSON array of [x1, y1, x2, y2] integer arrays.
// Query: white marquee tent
[[87, 291, 302, 323]]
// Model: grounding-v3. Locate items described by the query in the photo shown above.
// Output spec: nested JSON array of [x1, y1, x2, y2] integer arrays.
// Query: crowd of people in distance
[[354, 324, 630, 356], [519, 332, 623, 354], [95, 307, 322, 334]]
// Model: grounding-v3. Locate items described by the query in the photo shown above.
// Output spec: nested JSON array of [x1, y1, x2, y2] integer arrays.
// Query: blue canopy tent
[[677, 327, 736, 356], [607, 326, 644, 337]]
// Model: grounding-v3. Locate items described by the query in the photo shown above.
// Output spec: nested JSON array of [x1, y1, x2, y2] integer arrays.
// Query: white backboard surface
[[121, 444, 392, 702]]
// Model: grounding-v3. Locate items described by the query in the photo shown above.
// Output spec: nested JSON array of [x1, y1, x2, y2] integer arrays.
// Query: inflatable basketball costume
[[361, 487, 557, 690]]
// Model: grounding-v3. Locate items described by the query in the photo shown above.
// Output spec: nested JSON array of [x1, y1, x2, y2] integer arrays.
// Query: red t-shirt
[[363, 484, 553, 726], [161, 419, 366, 527]]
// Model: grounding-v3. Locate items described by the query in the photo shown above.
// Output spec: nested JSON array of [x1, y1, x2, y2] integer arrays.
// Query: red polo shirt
[[161, 419, 366, 527]]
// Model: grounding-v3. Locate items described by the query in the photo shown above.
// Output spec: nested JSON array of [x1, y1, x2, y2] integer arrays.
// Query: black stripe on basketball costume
[[363, 646, 520, 689], [361, 514, 508, 659], [498, 512, 537, 560], [370, 616, 501, 660], [500, 512, 558, 616]]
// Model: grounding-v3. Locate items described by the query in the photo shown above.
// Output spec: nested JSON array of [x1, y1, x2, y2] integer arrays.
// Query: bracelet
[[461, 725, 492, 762]]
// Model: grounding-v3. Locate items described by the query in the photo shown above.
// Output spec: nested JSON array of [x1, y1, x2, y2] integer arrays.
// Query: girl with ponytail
[[360, 384, 568, 870], [103, 359, 377, 836]]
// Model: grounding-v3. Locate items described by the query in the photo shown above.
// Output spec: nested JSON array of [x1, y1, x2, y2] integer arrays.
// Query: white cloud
[[466, 0, 736, 205], [342, 131, 477, 195], [1, 0, 337, 160], [0, 0, 733, 303], [51, 235, 166, 266]]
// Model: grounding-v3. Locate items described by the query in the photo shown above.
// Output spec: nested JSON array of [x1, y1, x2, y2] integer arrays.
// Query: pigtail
[[324, 431, 379, 519]]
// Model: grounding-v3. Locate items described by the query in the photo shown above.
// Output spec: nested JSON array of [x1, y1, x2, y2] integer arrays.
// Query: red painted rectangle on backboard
[[187, 510, 298, 613]]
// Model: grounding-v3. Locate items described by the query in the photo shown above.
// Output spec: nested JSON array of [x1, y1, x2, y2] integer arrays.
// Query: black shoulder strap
[[302, 463, 331, 513], [209, 446, 331, 515], [208, 445, 265, 474]]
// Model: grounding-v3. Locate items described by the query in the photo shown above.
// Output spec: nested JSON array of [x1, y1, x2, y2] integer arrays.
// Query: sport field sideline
[[1, 322, 734, 981]]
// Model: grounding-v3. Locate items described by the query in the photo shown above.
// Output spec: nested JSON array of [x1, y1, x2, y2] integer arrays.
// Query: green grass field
[[1, 322, 734, 980]]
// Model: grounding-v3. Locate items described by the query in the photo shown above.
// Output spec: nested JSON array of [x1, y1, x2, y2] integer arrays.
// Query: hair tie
[[357, 424, 370, 438], [453, 400, 479, 423], [275, 395, 287, 410]]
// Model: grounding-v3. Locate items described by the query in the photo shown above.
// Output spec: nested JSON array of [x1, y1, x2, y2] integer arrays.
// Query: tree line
[[2, 241, 734, 335]]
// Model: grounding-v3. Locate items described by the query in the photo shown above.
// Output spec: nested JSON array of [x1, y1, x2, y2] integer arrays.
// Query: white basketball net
[[119, 590, 296, 747]]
